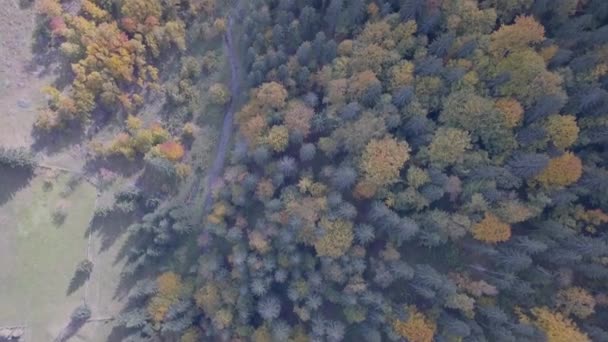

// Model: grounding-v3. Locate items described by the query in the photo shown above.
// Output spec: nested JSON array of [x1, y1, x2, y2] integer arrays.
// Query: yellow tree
[[393, 306, 436, 342], [556, 287, 596, 319], [147, 272, 183, 323], [490, 15, 545, 57], [314, 217, 354, 258], [194, 283, 221, 316], [530, 307, 589, 342], [360, 137, 410, 186], [545, 115, 579, 149], [389, 61, 415, 91], [495, 98, 524, 128], [536, 152, 582, 187], [472, 212, 511, 244], [266, 125, 289, 152], [209, 83, 231, 105], [121, 0, 162, 23], [255, 82, 288, 110]]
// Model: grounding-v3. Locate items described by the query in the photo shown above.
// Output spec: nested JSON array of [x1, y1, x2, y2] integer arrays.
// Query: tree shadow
[[106, 325, 135, 342], [113, 268, 145, 302], [84, 155, 144, 179], [54, 305, 90, 342], [0, 166, 34, 206], [31, 124, 86, 155], [87, 209, 136, 254], [66, 269, 90, 296]]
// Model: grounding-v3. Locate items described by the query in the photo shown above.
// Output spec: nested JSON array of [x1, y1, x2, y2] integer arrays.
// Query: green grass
[[0, 174, 97, 340]]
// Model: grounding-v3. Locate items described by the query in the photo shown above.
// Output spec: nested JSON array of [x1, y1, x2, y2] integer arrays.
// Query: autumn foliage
[[284, 101, 314, 138], [495, 98, 524, 128], [529, 307, 589, 342], [393, 306, 436, 342], [148, 272, 183, 323], [472, 212, 512, 244], [545, 115, 579, 149], [536, 152, 583, 187], [360, 137, 410, 186], [490, 15, 545, 57], [556, 287, 596, 319], [157, 141, 185, 162], [314, 217, 354, 258]]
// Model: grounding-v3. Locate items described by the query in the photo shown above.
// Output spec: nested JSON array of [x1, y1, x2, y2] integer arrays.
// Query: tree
[[530, 307, 589, 342], [545, 115, 579, 149], [266, 125, 289, 152], [507, 152, 550, 179], [37, 0, 63, 17], [155, 141, 185, 162], [148, 272, 182, 323], [284, 101, 314, 137], [209, 83, 231, 105], [299, 143, 316, 161], [256, 82, 288, 109], [536, 152, 582, 187], [257, 296, 281, 321], [490, 15, 545, 57], [389, 61, 415, 91], [428, 127, 472, 167], [555, 287, 595, 319], [393, 306, 436, 342], [495, 98, 524, 128], [0, 147, 37, 170], [181, 327, 202, 342], [120, 0, 162, 23], [360, 137, 410, 186], [472, 212, 511, 244], [440, 90, 496, 133], [194, 283, 220, 316], [347, 71, 381, 100], [314, 217, 354, 258], [496, 50, 564, 106]]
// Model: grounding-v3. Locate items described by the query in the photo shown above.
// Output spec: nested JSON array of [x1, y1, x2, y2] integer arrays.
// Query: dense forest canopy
[[31, 0, 608, 341]]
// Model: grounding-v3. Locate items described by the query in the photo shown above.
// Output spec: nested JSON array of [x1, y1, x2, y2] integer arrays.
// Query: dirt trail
[[202, 7, 241, 212]]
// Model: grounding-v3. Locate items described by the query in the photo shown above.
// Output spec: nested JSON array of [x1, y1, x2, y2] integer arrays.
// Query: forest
[[19, 0, 608, 341]]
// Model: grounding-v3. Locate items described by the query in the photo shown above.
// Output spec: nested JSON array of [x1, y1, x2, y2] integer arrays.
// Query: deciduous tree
[[360, 137, 410, 186], [472, 212, 511, 244], [536, 152, 582, 187]]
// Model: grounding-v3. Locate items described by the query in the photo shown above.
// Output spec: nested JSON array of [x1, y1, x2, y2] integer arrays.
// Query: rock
[[17, 99, 30, 109]]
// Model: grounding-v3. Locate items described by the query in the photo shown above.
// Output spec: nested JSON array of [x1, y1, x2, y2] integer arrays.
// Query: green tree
[[428, 127, 472, 167]]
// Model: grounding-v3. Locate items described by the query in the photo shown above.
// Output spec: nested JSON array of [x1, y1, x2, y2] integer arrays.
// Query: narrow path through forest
[[201, 5, 241, 212]]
